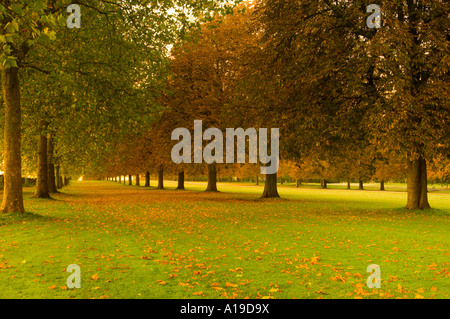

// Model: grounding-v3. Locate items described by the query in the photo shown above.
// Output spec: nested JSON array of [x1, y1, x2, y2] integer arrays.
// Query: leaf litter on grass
[[0, 181, 448, 299]]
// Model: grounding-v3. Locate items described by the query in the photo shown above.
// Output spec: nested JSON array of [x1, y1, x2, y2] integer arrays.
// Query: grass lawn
[[0, 180, 448, 299]]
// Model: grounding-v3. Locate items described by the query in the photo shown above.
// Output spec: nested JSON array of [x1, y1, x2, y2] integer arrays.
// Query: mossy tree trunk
[[406, 157, 430, 209], [157, 166, 164, 189], [135, 174, 140, 186], [47, 135, 58, 193], [261, 172, 279, 198], [144, 171, 150, 187], [1, 66, 25, 214], [34, 122, 51, 199], [205, 164, 218, 192], [177, 171, 185, 190]]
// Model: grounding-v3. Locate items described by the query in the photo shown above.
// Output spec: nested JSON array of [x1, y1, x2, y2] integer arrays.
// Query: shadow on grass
[[0, 211, 57, 226], [187, 189, 293, 203], [390, 207, 450, 216]]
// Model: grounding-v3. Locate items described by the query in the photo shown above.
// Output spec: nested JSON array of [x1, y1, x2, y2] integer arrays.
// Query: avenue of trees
[[1, 0, 449, 213], [0, 0, 243, 214]]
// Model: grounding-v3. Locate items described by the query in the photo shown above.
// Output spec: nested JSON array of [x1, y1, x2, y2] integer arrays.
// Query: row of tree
[[102, 1, 449, 209], [104, 148, 450, 190], [0, 0, 243, 214], [1, 1, 448, 212]]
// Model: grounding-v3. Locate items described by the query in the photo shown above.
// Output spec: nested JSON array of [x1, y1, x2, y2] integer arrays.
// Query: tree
[[365, 1, 449, 209], [0, 0, 61, 213], [1, 0, 244, 214], [166, 6, 256, 192], [373, 154, 407, 190], [256, 0, 449, 209], [47, 135, 58, 193], [33, 120, 51, 198]]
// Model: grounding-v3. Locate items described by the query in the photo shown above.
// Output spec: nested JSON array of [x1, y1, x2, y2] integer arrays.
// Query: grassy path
[[0, 181, 448, 299]]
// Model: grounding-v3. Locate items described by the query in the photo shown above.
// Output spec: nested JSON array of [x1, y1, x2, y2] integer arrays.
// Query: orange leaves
[[238, 279, 252, 286], [4, 180, 447, 301], [427, 263, 438, 270], [0, 261, 13, 269], [192, 291, 204, 296], [387, 275, 397, 282], [310, 256, 319, 265], [269, 287, 279, 293], [329, 275, 346, 283], [228, 267, 243, 273], [354, 283, 368, 296]]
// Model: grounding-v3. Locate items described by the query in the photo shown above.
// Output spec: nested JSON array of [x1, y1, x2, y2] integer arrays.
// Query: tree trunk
[[177, 171, 185, 190], [157, 166, 164, 189], [135, 174, 140, 186], [296, 178, 301, 188], [56, 165, 62, 189], [261, 172, 280, 198], [256, 175, 259, 186], [144, 171, 150, 187], [58, 175, 63, 189], [33, 124, 51, 199], [123, 175, 126, 185], [321, 178, 327, 189], [1, 67, 25, 214], [347, 181, 351, 189], [406, 157, 430, 209], [380, 180, 385, 191], [128, 174, 132, 186], [358, 178, 364, 190], [47, 135, 58, 193], [205, 164, 218, 192]]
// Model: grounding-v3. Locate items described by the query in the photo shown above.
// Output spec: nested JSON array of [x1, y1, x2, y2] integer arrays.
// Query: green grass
[[0, 180, 448, 299]]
